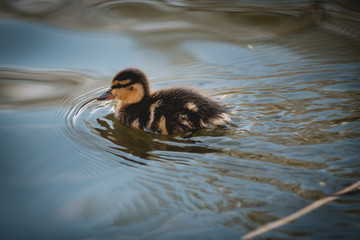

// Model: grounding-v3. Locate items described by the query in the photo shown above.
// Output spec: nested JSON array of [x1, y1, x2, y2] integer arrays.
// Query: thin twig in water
[[241, 180, 360, 240]]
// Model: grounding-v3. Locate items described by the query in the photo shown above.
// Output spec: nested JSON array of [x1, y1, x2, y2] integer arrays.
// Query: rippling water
[[1, 1, 360, 239]]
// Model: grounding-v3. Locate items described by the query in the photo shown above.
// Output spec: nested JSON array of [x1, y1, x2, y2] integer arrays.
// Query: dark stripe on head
[[111, 82, 133, 89], [111, 68, 150, 98]]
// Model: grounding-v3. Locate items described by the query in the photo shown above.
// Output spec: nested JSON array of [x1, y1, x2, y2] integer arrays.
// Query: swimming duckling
[[97, 68, 230, 135]]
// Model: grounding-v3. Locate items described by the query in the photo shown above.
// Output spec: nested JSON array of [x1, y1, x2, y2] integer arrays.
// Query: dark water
[[1, 1, 360, 239]]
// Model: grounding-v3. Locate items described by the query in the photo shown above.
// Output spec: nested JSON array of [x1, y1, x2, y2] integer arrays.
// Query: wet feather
[[97, 68, 230, 135]]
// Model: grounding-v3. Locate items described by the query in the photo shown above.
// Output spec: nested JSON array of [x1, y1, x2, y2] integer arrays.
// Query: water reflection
[[0, 1, 360, 239], [67, 96, 222, 165], [0, 67, 89, 108], [96, 114, 220, 155]]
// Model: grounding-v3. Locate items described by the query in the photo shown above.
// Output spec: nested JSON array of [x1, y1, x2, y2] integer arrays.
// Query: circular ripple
[[61, 83, 225, 168], [58, 82, 235, 230], [63, 87, 119, 154]]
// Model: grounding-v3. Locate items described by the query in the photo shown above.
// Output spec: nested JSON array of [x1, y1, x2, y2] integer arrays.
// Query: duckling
[[97, 68, 230, 135]]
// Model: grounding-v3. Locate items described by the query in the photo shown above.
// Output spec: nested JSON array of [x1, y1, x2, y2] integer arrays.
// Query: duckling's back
[[139, 88, 229, 135]]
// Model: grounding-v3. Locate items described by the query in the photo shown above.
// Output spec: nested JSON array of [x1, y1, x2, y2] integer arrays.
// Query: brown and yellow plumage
[[97, 68, 230, 135]]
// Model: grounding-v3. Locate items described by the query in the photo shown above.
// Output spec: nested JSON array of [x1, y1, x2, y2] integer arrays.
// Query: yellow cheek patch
[[112, 83, 145, 106]]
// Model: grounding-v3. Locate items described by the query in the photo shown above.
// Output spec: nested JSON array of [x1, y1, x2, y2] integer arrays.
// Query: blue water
[[0, 1, 360, 239]]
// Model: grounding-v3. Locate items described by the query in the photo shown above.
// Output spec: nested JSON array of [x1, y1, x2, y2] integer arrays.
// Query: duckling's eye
[[129, 86, 134, 91]]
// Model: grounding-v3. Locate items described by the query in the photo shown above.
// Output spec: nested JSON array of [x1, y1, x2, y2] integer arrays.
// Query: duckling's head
[[97, 68, 150, 106]]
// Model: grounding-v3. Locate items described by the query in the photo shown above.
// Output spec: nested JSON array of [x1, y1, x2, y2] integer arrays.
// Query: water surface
[[0, 1, 360, 239]]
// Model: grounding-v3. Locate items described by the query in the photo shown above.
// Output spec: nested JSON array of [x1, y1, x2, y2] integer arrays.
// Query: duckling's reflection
[[94, 114, 220, 165]]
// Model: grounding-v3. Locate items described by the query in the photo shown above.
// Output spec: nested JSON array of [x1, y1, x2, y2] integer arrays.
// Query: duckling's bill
[[96, 68, 230, 135], [97, 88, 115, 101]]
